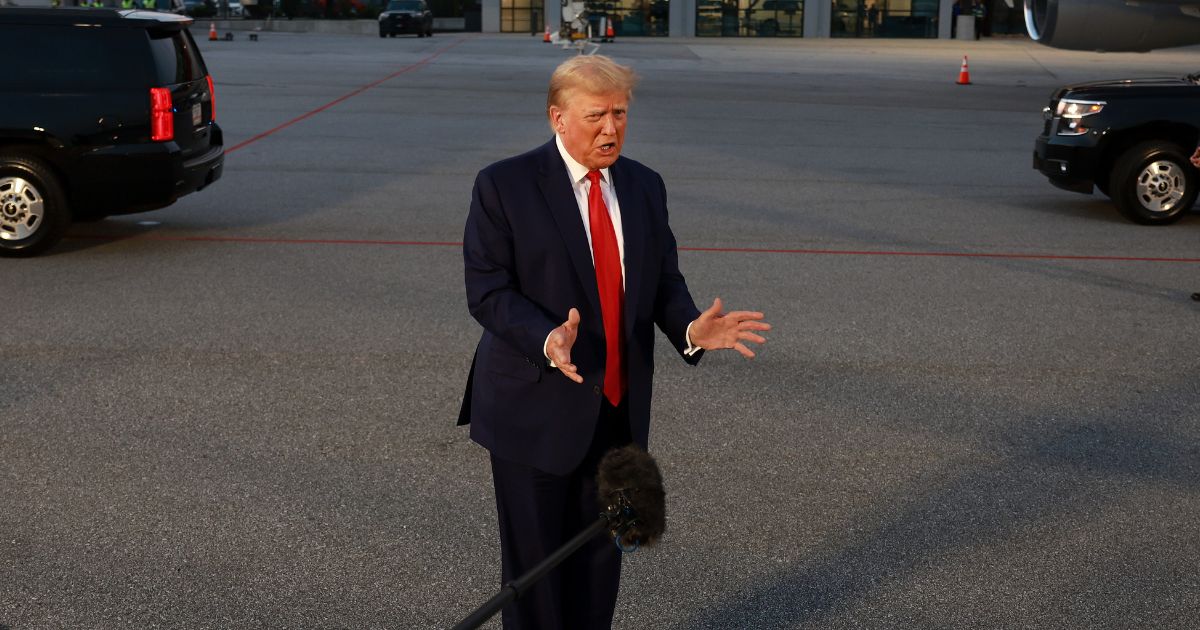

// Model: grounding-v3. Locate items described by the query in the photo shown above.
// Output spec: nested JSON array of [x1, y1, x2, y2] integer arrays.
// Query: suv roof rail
[[0, 7, 192, 27]]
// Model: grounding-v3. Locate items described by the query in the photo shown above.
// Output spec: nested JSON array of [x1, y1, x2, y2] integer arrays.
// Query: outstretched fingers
[[738, 331, 767, 345], [702, 297, 725, 319], [551, 307, 584, 383], [557, 362, 583, 384], [737, 319, 772, 332], [724, 310, 766, 322]]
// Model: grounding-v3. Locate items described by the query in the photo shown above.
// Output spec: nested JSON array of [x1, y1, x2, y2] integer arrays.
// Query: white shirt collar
[[555, 135, 610, 186]]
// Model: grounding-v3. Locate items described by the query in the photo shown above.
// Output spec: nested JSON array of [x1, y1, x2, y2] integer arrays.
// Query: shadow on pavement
[[50, 219, 163, 256], [673, 383, 1199, 628]]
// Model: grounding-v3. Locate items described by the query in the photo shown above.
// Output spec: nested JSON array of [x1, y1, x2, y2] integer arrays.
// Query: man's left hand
[[688, 297, 771, 359], [1190, 147, 1200, 169]]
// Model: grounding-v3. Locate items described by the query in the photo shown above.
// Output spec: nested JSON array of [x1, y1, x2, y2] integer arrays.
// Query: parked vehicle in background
[[0, 8, 223, 256], [181, 0, 216, 16], [1033, 72, 1200, 224], [240, 0, 272, 18], [378, 0, 432, 37]]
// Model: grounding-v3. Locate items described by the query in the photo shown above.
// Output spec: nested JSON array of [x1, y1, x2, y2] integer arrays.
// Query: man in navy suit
[[460, 55, 770, 629]]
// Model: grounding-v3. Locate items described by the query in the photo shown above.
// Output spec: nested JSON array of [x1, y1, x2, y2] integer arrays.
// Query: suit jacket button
[[593, 385, 601, 396]]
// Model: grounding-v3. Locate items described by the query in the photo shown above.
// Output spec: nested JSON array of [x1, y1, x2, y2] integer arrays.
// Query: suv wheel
[[1109, 140, 1197, 225], [379, 28, 387, 38], [0, 155, 70, 257]]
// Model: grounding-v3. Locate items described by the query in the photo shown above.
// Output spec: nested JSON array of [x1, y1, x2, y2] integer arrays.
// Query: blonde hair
[[546, 55, 638, 117]]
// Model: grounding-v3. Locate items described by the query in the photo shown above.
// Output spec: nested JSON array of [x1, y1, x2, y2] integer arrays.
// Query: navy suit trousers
[[489, 400, 633, 630]]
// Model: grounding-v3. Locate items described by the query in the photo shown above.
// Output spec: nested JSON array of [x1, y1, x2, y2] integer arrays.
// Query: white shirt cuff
[[544, 332, 556, 368]]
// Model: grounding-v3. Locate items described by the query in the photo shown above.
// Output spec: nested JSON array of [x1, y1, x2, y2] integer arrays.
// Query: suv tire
[[1109, 140, 1197, 225], [0, 154, 71, 257]]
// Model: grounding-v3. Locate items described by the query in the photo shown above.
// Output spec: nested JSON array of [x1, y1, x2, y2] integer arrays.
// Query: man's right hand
[[1191, 147, 1200, 169], [546, 308, 584, 384]]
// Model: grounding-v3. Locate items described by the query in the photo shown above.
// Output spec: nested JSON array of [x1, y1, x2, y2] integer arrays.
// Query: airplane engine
[[1024, 0, 1200, 51]]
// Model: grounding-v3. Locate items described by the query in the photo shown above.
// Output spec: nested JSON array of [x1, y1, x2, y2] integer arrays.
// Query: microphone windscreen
[[596, 445, 666, 547]]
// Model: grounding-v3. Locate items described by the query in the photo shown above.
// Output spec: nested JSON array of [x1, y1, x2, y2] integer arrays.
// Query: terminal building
[[480, 0, 1026, 41]]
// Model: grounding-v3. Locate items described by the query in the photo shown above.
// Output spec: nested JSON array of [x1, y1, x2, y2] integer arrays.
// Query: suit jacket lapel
[[536, 140, 602, 318], [612, 158, 645, 339]]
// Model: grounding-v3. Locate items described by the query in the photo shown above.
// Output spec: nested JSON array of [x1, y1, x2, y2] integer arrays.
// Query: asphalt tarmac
[[2, 31, 1199, 629]]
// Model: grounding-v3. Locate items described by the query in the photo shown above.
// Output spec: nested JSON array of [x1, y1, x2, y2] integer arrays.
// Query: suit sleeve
[[650, 172, 704, 365], [464, 169, 558, 361]]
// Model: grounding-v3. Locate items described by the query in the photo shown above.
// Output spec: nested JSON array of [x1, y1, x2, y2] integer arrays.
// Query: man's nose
[[601, 114, 616, 135]]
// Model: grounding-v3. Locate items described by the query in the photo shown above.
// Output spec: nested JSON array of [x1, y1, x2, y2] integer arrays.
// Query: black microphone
[[452, 445, 667, 630], [596, 444, 666, 550]]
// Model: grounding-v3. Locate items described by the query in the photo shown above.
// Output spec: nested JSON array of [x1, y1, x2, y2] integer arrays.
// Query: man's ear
[[548, 105, 564, 133]]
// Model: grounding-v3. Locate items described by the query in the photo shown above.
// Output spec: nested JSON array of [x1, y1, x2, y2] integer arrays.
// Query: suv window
[[386, 0, 423, 10], [147, 28, 206, 85], [0, 24, 149, 92]]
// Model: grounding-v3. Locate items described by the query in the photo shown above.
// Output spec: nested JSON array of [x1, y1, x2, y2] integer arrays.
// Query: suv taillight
[[150, 87, 173, 142], [206, 75, 216, 122]]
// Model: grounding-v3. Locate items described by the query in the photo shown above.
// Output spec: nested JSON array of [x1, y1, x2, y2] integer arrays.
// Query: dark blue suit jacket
[[459, 140, 702, 475]]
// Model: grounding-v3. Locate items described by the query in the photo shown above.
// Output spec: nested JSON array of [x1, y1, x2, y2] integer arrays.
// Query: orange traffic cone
[[543, 26, 551, 43], [956, 55, 971, 85], [605, 19, 614, 41], [209, 22, 218, 41]]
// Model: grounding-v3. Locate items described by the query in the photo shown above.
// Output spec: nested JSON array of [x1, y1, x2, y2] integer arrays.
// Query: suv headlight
[[1055, 98, 1105, 136], [1055, 99, 1105, 118]]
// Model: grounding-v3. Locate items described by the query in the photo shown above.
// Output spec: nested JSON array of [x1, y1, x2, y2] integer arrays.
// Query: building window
[[832, 0, 939, 38], [697, 0, 803, 37], [501, 0, 543, 32], [584, 0, 670, 36]]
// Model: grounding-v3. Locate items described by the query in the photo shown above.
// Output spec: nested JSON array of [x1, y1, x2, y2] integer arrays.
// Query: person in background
[[972, 0, 986, 39]]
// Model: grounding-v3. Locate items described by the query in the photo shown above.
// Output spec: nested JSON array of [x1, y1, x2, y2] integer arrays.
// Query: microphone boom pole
[[452, 445, 666, 630], [451, 517, 610, 630]]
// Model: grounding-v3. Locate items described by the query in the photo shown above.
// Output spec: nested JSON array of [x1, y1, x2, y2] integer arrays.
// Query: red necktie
[[585, 170, 625, 406]]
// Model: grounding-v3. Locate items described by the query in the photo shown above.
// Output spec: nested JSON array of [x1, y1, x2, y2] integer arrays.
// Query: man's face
[[550, 89, 628, 171]]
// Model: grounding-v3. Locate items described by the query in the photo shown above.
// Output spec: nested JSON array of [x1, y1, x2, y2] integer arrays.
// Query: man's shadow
[[672, 380, 1200, 628]]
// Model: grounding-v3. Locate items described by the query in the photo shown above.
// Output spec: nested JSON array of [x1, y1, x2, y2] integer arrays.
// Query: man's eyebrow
[[585, 106, 626, 116]]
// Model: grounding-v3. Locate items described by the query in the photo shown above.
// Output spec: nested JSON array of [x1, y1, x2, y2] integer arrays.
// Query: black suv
[[378, 0, 433, 38], [1033, 73, 1200, 225], [0, 8, 223, 256]]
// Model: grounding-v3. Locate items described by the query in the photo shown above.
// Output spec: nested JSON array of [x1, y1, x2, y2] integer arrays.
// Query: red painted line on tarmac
[[677, 246, 1200, 264], [224, 37, 467, 155], [64, 233, 1200, 263]]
